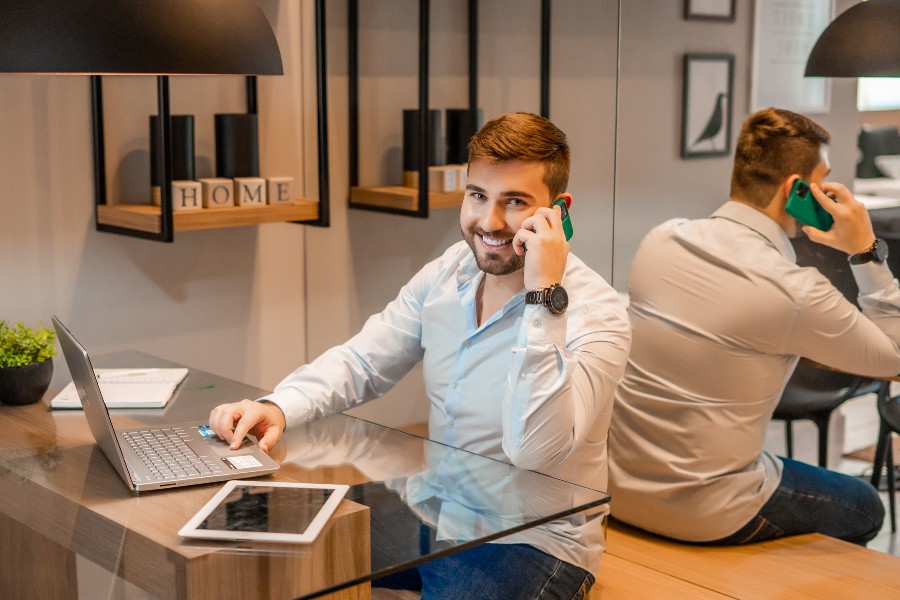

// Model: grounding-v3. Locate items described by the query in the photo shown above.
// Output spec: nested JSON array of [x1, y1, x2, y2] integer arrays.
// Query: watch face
[[548, 286, 568, 314], [875, 239, 889, 262]]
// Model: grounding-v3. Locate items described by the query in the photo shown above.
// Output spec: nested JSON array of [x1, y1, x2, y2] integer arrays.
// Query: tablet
[[178, 480, 350, 543]]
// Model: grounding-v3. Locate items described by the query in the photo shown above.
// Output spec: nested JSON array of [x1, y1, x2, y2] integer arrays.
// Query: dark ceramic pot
[[0, 358, 53, 406]]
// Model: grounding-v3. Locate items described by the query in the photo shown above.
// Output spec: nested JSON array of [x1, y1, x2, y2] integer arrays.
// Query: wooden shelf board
[[96, 200, 319, 234], [350, 186, 463, 212]]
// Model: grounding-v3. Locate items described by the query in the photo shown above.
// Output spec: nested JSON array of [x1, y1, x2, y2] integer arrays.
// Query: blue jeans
[[373, 543, 594, 600], [707, 456, 884, 546]]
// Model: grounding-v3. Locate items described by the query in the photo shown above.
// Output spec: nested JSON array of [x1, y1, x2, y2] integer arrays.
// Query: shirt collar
[[711, 200, 796, 263], [457, 246, 483, 287]]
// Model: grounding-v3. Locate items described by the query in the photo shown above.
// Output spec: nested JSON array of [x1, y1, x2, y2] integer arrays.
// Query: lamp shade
[[0, 0, 283, 75], [805, 0, 900, 77]]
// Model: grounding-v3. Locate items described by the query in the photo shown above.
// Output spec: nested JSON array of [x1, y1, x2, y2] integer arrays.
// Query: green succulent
[[0, 320, 57, 368]]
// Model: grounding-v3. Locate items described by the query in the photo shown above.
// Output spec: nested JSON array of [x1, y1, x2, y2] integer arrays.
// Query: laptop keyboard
[[123, 427, 224, 480]]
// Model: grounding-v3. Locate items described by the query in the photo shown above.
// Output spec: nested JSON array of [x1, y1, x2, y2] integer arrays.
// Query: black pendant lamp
[[805, 0, 900, 77], [0, 0, 282, 75]]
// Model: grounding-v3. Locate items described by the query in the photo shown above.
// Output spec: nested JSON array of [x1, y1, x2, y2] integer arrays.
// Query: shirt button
[[449, 382, 458, 389], [447, 420, 455, 428], [533, 319, 543, 328]]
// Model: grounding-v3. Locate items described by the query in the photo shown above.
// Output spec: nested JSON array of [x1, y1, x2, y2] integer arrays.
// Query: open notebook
[[50, 368, 189, 409]]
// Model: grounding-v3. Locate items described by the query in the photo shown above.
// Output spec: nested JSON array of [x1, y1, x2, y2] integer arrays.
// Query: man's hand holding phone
[[513, 198, 572, 290], [800, 181, 876, 256]]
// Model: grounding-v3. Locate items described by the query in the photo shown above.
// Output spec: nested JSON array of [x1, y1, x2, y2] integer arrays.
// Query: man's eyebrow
[[464, 184, 536, 199]]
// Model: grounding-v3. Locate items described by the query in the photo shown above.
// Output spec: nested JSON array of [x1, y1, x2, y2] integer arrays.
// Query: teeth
[[482, 235, 511, 247]]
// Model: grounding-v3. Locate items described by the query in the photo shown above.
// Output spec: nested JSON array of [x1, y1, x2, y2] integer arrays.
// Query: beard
[[461, 225, 525, 276]]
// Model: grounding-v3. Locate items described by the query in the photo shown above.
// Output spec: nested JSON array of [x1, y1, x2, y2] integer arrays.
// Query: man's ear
[[782, 175, 801, 200], [557, 193, 573, 209]]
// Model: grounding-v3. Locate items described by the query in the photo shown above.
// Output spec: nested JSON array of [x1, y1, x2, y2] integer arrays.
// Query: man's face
[[460, 158, 554, 277], [787, 145, 831, 237]]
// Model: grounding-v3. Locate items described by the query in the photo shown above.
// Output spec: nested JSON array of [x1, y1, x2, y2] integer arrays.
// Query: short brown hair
[[467, 112, 570, 199], [731, 108, 830, 208]]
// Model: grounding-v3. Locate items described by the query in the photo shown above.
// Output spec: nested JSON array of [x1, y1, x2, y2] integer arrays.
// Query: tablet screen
[[179, 481, 350, 543]]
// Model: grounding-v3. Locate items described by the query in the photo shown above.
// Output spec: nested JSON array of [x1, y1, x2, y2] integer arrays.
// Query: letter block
[[403, 166, 458, 193], [171, 180, 203, 211], [200, 178, 234, 208], [234, 177, 266, 207], [267, 176, 295, 205]]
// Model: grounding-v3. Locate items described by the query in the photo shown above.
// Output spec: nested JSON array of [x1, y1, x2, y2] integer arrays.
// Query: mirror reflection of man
[[610, 108, 894, 547], [210, 113, 631, 598]]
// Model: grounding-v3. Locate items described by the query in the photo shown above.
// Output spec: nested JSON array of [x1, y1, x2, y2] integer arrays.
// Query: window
[[857, 78, 900, 112]]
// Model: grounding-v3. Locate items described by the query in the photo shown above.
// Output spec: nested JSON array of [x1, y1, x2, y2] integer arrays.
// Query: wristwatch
[[848, 238, 888, 265], [525, 284, 569, 314]]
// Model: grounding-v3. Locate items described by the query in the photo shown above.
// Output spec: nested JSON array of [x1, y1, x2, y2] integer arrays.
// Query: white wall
[[315, 0, 620, 425], [0, 2, 310, 391], [612, 0, 862, 289], [1, 0, 877, 429]]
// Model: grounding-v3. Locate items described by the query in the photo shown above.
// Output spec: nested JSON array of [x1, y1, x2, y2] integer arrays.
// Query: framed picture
[[751, 0, 833, 114], [681, 53, 734, 159], [684, 0, 735, 22]]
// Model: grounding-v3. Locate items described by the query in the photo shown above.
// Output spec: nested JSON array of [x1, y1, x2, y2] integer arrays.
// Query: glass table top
[[0, 352, 610, 599]]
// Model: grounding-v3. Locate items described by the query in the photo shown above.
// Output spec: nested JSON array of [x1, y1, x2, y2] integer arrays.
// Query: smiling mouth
[[480, 234, 513, 249]]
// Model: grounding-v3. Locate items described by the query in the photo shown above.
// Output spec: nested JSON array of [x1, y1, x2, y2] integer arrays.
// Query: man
[[609, 107, 894, 546], [210, 112, 631, 598]]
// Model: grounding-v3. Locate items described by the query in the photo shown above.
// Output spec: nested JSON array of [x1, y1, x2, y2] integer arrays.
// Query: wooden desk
[[0, 402, 371, 600], [0, 353, 609, 599]]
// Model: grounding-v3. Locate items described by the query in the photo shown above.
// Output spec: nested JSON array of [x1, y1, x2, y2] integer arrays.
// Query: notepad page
[[50, 368, 190, 409]]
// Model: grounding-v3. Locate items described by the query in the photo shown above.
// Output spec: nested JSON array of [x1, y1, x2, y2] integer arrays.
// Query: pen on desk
[[96, 369, 161, 379]]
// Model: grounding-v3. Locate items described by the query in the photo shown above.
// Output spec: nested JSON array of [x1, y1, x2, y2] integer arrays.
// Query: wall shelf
[[349, 186, 462, 212], [347, 0, 551, 219], [92, 0, 331, 242], [96, 200, 320, 234]]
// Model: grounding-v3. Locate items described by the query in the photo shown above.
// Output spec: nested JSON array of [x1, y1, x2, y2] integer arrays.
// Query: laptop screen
[[52, 316, 135, 490]]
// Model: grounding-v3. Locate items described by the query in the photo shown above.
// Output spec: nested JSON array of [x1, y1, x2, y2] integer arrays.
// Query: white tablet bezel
[[178, 480, 350, 544]]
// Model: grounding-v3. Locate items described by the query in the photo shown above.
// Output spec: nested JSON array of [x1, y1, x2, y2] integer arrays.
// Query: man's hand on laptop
[[209, 400, 286, 453]]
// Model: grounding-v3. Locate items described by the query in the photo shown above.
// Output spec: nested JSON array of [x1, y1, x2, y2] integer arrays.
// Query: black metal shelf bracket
[[92, 2, 332, 241], [347, 0, 552, 218]]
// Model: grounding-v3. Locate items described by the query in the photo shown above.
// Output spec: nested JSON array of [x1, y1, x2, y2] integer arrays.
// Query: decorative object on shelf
[[150, 115, 195, 206], [403, 166, 459, 193], [348, 0, 550, 218], [0, 1, 335, 243], [266, 177, 296, 205], [752, 0, 832, 115], [681, 53, 734, 159], [215, 113, 260, 179], [0, 320, 56, 407], [200, 178, 235, 208], [805, 0, 900, 77], [445, 108, 483, 165], [684, 0, 735, 22], [403, 109, 443, 173], [171, 181, 203, 212], [234, 177, 267, 207]]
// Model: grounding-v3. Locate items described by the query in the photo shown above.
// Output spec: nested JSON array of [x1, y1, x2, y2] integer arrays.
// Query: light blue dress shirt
[[263, 240, 631, 574]]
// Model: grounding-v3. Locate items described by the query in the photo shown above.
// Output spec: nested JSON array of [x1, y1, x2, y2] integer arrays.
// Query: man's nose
[[479, 202, 505, 232]]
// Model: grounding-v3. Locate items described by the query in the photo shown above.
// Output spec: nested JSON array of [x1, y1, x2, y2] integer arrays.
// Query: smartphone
[[555, 198, 574, 241], [785, 179, 833, 231]]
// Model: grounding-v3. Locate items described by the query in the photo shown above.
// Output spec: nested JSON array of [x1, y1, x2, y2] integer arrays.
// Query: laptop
[[52, 316, 280, 493]]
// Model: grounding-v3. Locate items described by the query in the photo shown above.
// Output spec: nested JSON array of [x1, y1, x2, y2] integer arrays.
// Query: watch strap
[[849, 238, 887, 265]]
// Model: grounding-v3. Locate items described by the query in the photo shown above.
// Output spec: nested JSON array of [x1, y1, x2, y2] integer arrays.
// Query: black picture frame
[[681, 53, 734, 159], [684, 0, 736, 22]]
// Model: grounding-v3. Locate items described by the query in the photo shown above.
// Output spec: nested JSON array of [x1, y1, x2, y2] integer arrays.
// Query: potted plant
[[0, 320, 56, 406]]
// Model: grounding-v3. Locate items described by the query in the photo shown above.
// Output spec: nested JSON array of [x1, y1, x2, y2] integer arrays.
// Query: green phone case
[[554, 198, 574, 240], [785, 179, 833, 231]]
